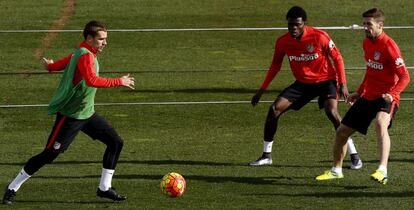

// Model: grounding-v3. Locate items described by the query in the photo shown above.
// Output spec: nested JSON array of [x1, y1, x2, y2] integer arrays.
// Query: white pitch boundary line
[[1, 26, 414, 33], [0, 66, 414, 75], [1, 98, 414, 108]]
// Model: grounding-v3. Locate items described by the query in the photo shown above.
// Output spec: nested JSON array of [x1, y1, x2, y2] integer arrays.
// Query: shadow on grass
[[319, 158, 414, 164], [16, 200, 115, 204], [127, 88, 282, 94], [29, 174, 371, 190], [0, 159, 322, 168], [247, 191, 414, 198]]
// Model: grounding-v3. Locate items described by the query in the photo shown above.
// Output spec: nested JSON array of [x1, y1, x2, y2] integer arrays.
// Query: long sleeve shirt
[[358, 32, 410, 105], [47, 41, 123, 88], [260, 26, 346, 89]]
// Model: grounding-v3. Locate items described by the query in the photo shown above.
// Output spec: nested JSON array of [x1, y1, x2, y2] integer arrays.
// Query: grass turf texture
[[0, 0, 414, 209]]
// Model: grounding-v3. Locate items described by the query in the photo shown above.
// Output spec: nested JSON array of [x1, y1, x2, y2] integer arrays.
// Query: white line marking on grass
[[1, 67, 414, 75], [1, 25, 414, 33], [1, 98, 413, 108]]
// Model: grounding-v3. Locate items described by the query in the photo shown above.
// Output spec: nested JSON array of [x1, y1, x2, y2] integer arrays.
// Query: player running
[[2, 20, 134, 205], [249, 6, 362, 169], [316, 8, 410, 184]]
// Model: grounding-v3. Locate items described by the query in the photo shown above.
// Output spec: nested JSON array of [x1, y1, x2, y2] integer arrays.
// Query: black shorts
[[45, 112, 119, 152], [278, 80, 338, 110], [341, 97, 398, 135]]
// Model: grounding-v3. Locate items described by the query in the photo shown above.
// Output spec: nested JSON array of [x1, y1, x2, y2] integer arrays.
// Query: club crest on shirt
[[374, 51, 381, 61], [306, 44, 314, 53]]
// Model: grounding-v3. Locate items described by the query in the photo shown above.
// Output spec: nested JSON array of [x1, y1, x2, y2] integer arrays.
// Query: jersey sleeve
[[321, 33, 346, 84], [47, 54, 72, 72], [386, 40, 410, 97], [356, 73, 368, 95], [260, 39, 285, 89], [77, 53, 123, 88]]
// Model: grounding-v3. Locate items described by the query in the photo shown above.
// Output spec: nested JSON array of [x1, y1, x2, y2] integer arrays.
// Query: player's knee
[[104, 129, 124, 151], [115, 137, 124, 151], [324, 106, 338, 117], [375, 120, 389, 133], [42, 149, 60, 164], [336, 125, 350, 139], [269, 104, 283, 118]]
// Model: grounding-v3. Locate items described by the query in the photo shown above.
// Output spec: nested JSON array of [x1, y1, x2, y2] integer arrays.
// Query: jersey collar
[[79, 41, 98, 56], [369, 31, 385, 43]]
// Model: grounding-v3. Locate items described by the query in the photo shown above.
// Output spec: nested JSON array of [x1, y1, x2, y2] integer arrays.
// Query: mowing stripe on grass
[[33, 0, 75, 59], [1, 67, 414, 75], [1, 98, 414, 108], [1, 25, 414, 33]]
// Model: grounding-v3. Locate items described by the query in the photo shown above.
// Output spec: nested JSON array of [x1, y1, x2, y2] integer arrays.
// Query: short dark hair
[[83, 20, 107, 40], [362, 8, 385, 22], [286, 6, 307, 21]]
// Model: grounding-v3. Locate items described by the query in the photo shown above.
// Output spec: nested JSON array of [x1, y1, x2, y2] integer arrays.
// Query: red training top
[[260, 26, 346, 89], [47, 41, 123, 87], [357, 32, 410, 105]]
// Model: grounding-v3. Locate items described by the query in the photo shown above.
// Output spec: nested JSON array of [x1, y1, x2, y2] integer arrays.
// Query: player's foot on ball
[[350, 154, 363, 170], [370, 170, 388, 185], [249, 154, 272, 166], [2, 185, 16, 205], [97, 187, 126, 201], [315, 170, 344, 181]]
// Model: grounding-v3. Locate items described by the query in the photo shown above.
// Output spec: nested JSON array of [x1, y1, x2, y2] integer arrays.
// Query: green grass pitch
[[0, 0, 413, 209]]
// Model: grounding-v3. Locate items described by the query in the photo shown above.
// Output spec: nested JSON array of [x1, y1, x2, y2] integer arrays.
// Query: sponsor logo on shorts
[[53, 142, 61, 150]]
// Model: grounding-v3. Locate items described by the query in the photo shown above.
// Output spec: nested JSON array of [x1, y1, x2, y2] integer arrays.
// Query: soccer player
[[249, 6, 363, 168], [2, 21, 134, 205], [316, 8, 410, 184]]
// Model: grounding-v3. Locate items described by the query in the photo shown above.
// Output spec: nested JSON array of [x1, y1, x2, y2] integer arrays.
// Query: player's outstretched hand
[[338, 84, 349, 100], [42, 58, 54, 70], [121, 74, 135, 90], [251, 88, 265, 106], [346, 92, 360, 106]]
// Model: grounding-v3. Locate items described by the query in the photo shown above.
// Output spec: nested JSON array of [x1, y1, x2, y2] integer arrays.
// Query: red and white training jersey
[[260, 26, 346, 89], [357, 32, 410, 105]]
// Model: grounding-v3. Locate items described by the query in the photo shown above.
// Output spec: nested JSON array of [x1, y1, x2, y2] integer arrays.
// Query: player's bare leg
[[370, 112, 391, 184], [324, 98, 362, 169], [316, 124, 355, 180], [250, 97, 291, 166]]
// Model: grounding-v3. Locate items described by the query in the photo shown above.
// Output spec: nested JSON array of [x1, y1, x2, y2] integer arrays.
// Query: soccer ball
[[160, 172, 186, 197]]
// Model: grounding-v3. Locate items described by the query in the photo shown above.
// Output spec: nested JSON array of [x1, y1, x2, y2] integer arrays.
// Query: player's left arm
[[78, 53, 134, 89], [43, 54, 72, 72], [386, 40, 410, 100], [322, 34, 349, 99]]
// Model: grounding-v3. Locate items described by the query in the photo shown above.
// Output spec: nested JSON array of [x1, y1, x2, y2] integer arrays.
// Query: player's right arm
[[251, 40, 285, 106], [43, 54, 72, 72]]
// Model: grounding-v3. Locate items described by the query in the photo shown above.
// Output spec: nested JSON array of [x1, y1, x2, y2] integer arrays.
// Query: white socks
[[99, 168, 115, 191], [263, 141, 273, 153], [347, 138, 357, 154], [8, 168, 31, 191], [331, 166, 343, 174], [378, 165, 387, 175], [9, 168, 117, 192]]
